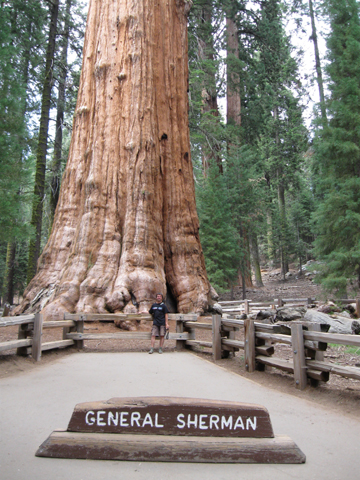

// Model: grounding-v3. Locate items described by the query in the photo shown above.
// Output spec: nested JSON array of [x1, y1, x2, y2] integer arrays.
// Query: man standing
[[149, 293, 169, 354]]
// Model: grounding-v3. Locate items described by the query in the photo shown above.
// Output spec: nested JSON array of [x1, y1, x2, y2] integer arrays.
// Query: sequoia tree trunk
[[16, 0, 213, 320]]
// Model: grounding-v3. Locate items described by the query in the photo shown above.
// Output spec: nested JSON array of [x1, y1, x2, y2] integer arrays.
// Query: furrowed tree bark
[[16, 0, 214, 321]]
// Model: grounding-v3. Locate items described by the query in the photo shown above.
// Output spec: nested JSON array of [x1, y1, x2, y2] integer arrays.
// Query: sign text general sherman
[[67, 397, 274, 438]]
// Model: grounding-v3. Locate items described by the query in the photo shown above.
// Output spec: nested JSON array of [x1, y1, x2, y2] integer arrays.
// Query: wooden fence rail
[[1, 309, 360, 390], [219, 298, 360, 317], [214, 316, 360, 389], [0, 314, 75, 361]]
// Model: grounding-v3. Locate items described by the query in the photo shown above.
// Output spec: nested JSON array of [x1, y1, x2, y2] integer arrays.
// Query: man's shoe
[[149, 348, 154, 354], [158, 348, 163, 354]]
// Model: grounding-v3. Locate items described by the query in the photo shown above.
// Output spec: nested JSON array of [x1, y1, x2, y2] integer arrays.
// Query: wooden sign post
[[36, 397, 305, 463]]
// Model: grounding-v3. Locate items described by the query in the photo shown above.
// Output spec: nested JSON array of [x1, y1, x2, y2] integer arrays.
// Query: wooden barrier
[[0, 314, 75, 360], [220, 298, 318, 315], [220, 297, 360, 318], [1, 307, 359, 389], [212, 314, 360, 390]]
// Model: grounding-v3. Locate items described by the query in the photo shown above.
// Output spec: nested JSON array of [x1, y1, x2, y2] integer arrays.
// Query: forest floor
[[1, 266, 359, 419]]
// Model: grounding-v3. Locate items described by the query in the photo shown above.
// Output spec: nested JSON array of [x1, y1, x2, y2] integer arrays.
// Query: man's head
[[156, 293, 163, 303]]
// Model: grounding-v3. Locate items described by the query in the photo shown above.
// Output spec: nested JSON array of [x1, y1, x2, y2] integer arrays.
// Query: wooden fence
[[0, 314, 75, 361], [1, 308, 359, 391], [0, 312, 198, 360], [219, 298, 360, 317], [212, 314, 360, 389]]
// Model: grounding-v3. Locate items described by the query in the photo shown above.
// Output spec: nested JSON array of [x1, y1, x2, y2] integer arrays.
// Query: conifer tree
[[197, 165, 239, 291], [313, 0, 360, 294], [27, 0, 59, 284]]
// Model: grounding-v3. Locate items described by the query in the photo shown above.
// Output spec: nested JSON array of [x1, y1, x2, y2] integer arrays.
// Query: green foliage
[[197, 166, 240, 291], [313, 0, 360, 294], [0, 2, 38, 244]]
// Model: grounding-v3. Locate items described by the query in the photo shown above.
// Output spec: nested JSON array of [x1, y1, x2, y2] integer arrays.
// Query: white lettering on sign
[[120, 411, 129, 427], [234, 416, 244, 430], [85, 410, 95, 425], [108, 411, 118, 426], [221, 415, 233, 430], [187, 414, 198, 429], [155, 413, 164, 428], [247, 417, 257, 430], [199, 415, 208, 430], [142, 413, 153, 427], [177, 413, 185, 429], [97, 410, 106, 426], [84, 410, 257, 432], [131, 411, 141, 427], [209, 415, 219, 430]]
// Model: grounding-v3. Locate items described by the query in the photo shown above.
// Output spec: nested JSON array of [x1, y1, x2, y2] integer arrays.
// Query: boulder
[[275, 307, 306, 322], [317, 302, 341, 314]]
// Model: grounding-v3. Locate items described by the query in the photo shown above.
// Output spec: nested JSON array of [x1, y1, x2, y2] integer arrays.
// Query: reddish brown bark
[[226, 17, 241, 128], [16, 0, 214, 320]]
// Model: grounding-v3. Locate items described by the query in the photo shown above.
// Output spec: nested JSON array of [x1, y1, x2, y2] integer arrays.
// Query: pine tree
[[197, 165, 239, 292], [313, 0, 360, 295], [27, 0, 60, 284], [0, 0, 47, 302]]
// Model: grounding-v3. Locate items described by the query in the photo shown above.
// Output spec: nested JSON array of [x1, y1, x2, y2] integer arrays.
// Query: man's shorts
[[151, 324, 166, 337]]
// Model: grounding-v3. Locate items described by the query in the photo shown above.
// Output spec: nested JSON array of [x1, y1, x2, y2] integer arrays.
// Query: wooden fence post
[[306, 323, 329, 387], [244, 300, 250, 315], [212, 315, 222, 361], [176, 317, 185, 350], [2, 304, 10, 317], [32, 313, 43, 361], [291, 323, 307, 390], [17, 322, 30, 356], [75, 315, 84, 349], [244, 319, 255, 372]]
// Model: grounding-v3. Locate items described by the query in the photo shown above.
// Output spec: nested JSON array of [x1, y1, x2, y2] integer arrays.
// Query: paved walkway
[[0, 351, 359, 479]]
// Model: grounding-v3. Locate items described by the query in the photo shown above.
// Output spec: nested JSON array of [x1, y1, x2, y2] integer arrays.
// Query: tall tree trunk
[[226, 17, 241, 129], [274, 105, 288, 280], [26, 0, 59, 284], [309, 0, 327, 122], [227, 17, 253, 289], [277, 168, 288, 280], [16, 0, 213, 320], [266, 206, 274, 264], [3, 242, 16, 305], [49, 0, 72, 230], [198, 3, 222, 175], [250, 233, 264, 287]]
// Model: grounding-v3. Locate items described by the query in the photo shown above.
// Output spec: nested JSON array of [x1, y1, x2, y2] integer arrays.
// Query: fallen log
[[304, 310, 359, 335]]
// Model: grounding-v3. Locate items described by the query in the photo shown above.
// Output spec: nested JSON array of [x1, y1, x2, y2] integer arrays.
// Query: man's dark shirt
[[149, 302, 169, 326]]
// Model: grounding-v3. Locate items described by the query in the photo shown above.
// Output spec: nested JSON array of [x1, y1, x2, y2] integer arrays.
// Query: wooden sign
[[67, 397, 274, 438], [36, 397, 306, 464]]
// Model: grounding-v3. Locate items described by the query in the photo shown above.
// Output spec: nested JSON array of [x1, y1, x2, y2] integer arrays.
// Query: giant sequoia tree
[[17, 0, 214, 320]]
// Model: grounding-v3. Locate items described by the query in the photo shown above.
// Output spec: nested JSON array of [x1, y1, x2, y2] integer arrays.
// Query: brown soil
[[1, 270, 359, 418]]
